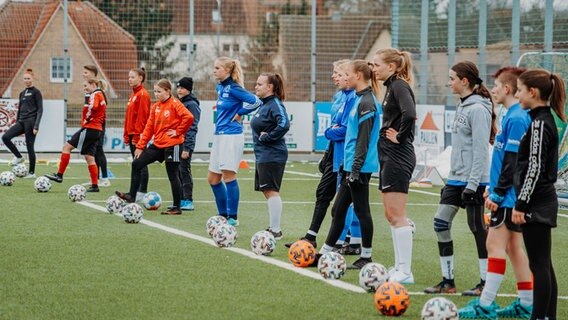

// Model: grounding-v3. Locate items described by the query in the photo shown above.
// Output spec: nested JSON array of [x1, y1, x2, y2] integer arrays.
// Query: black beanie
[[177, 77, 193, 92]]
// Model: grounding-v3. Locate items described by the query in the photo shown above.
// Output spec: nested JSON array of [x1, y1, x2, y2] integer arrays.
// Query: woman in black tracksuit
[[512, 69, 566, 320], [2, 68, 42, 177]]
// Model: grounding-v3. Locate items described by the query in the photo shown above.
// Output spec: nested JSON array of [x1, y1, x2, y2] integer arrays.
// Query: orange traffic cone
[[239, 160, 250, 169]]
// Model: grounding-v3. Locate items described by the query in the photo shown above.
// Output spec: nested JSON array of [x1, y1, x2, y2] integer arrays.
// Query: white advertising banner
[[414, 104, 446, 162], [0, 99, 65, 152]]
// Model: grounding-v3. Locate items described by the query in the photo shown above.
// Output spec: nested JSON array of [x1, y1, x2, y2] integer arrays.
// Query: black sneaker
[[284, 237, 317, 248], [44, 173, 63, 183], [462, 280, 485, 296], [265, 228, 283, 240], [115, 191, 134, 203], [161, 207, 182, 215], [340, 244, 361, 255], [424, 278, 457, 294], [167, 205, 176, 210], [331, 244, 343, 253], [86, 185, 100, 192], [347, 257, 372, 270]]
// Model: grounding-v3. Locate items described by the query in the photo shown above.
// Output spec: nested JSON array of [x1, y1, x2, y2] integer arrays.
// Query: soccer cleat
[[180, 200, 194, 211], [340, 244, 361, 255], [347, 257, 372, 270], [23, 173, 36, 179], [462, 280, 486, 296], [86, 185, 100, 192], [227, 217, 239, 227], [389, 270, 415, 284], [161, 207, 182, 215], [115, 191, 135, 203], [135, 192, 146, 203], [284, 237, 317, 249], [496, 298, 532, 319], [44, 173, 63, 183], [9, 157, 24, 166], [458, 300, 499, 319], [424, 278, 457, 294], [307, 253, 321, 267], [99, 178, 111, 187], [265, 228, 283, 240]]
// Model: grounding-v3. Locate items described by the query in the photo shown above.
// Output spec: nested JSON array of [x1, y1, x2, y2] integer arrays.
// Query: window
[[223, 44, 231, 52], [233, 44, 240, 52], [50, 57, 72, 83], [180, 43, 187, 52]]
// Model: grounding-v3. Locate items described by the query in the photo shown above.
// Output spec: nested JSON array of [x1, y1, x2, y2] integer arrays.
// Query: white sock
[[350, 237, 361, 245], [479, 258, 488, 281], [440, 256, 454, 280], [336, 240, 344, 245], [361, 247, 372, 258], [307, 230, 317, 237], [267, 196, 282, 233], [391, 226, 399, 269], [320, 244, 333, 255], [394, 226, 413, 274]]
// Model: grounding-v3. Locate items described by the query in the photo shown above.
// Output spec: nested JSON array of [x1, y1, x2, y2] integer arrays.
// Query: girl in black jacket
[[512, 69, 566, 320]]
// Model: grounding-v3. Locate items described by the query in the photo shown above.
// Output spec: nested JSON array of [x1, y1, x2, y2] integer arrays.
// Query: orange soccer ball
[[374, 281, 410, 316], [287, 240, 316, 267]]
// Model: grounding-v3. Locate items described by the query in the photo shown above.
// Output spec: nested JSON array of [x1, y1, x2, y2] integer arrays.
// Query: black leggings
[[129, 146, 182, 208], [2, 120, 36, 173], [324, 173, 373, 248], [95, 132, 108, 178], [308, 152, 337, 234], [129, 141, 148, 193], [179, 154, 193, 200], [523, 223, 557, 320]]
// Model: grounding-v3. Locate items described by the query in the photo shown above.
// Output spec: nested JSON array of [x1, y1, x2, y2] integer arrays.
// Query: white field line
[[86, 199, 439, 207], [76, 200, 568, 300]]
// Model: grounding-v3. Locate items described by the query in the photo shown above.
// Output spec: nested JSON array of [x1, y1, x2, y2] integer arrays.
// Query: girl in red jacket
[[116, 79, 194, 215], [123, 67, 151, 201]]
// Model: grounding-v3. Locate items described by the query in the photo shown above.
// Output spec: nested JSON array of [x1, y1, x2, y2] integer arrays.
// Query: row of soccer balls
[[0, 164, 31, 185]]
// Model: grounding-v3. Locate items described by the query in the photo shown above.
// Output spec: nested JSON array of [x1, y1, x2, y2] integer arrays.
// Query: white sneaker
[[99, 178, 111, 187], [23, 173, 36, 179], [387, 267, 396, 278], [389, 270, 415, 284], [135, 192, 146, 203], [9, 157, 24, 166]]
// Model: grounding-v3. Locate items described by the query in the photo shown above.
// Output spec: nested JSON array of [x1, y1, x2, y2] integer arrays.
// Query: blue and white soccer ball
[[142, 192, 162, 210], [421, 297, 459, 320], [12, 163, 28, 177], [206, 215, 228, 237], [359, 262, 389, 292], [106, 195, 126, 214], [122, 203, 144, 224], [317, 252, 347, 279], [212, 223, 238, 248], [0, 171, 15, 186], [250, 230, 276, 256], [34, 176, 52, 192], [67, 184, 86, 202]]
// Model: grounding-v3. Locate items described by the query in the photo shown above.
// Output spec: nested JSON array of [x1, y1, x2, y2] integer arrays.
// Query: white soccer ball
[[421, 297, 459, 320], [250, 230, 276, 256], [122, 203, 144, 224], [317, 252, 346, 279], [67, 184, 86, 202], [142, 192, 162, 210], [12, 163, 28, 177], [212, 223, 238, 248], [359, 262, 389, 292], [0, 171, 15, 186], [34, 176, 52, 192], [106, 195, 126, 214], [206, 215, 228, 236]]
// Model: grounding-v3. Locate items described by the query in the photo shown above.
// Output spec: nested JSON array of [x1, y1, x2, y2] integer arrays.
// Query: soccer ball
[[12, 163, 28, 177], [287, 240, 316, 268], [34, 176, 52, 192], [122, 203, 144, 224], [106, 195, 126, 214], [142, 192, 162, 210], [317, 251, 346, 279], [250, 230, 276, 256], [206, 215, 228, 237], [374, 281, 410, 316], [212, 223, 238, 247], [421, 297, 459, 320], [0, 171, 16, 186], [67, 184, 86, 202], [359, 262, 389, 292]]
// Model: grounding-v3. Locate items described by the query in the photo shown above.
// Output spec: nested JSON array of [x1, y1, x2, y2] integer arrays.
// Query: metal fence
[[0, 0, 567, 127]]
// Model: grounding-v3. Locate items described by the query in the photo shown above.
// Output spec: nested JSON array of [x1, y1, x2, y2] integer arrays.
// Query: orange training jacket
[[136, 96, 194, 149], [82, 89, 106, 131], [124, 84, 151, 144]]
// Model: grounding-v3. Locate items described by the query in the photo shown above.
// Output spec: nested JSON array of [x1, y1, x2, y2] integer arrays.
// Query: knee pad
[[433, 204, 458, 242], [466, 205, 486, 233]]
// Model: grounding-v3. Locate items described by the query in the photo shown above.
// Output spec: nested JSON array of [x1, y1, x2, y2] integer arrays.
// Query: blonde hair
[[86, 78, 107, 91], [216, 57, 244, 87], [375, 48, 414, 86], [333, 59, 350, 68]]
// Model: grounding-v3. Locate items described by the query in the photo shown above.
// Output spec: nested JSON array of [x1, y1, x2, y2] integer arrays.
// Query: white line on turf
[[85, 199, 439, 206]]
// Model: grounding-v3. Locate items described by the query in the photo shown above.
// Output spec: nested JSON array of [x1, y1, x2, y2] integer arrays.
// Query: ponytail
[[261, 72, 286, 100], [350, 60, 378, 96], [86, 78, 107, 92], [550, 73, 566, 122], [519, 70, 566, 122], [375, 48, 415, 86], [131, 67, 146, 83], [217, 57, 244, 87]]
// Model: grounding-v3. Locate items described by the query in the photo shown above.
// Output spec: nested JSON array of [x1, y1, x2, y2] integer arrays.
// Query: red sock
[[88, 164, 98, 186], [58, 153, 71, 175]]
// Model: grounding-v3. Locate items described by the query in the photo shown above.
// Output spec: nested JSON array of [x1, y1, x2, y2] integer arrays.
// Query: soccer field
[[1, 161, 567, 319]]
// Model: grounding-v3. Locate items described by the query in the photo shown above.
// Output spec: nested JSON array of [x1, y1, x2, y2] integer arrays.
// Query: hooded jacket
[[180, 93, 201, 153], [448, 93, 492, 191]]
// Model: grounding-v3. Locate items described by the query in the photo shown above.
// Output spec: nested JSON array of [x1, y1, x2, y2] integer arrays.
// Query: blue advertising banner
[[314, 102, 332, 152]]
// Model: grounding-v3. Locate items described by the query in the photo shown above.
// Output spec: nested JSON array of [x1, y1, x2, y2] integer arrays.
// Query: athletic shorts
[[209, 133, 244, 174], [440, 185, 485, 208], [489, 207, 522, 232], [145, 143, 182, 163], [378, 139, 415, 194], [68, 128, 101, 156], [255, 162, 286, 192]]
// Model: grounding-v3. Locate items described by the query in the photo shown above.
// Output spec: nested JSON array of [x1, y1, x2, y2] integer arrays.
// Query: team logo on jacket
[[164, 110, 170, 118]]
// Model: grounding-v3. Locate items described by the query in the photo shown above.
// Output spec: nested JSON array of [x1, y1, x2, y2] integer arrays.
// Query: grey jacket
[[449, 94, 492, 191]]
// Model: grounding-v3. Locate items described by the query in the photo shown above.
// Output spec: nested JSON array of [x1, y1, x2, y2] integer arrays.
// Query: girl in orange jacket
[[116, 79, 194, 215]]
